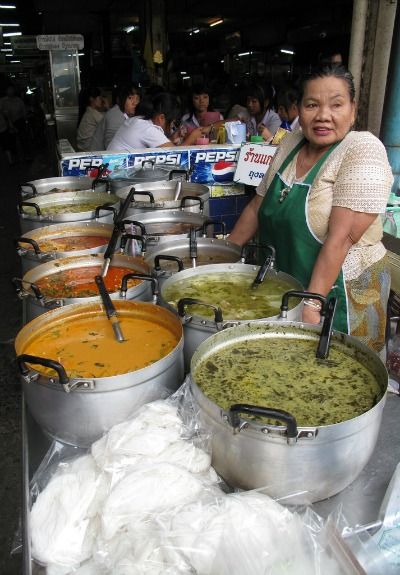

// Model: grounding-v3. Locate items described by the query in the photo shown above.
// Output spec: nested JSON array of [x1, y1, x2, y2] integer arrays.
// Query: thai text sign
[[234, 142, 277, 186], [37, 34, 84, 51]]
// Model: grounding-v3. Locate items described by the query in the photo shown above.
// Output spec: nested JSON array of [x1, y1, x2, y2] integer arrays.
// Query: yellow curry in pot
[[22, 310, 179, 378]]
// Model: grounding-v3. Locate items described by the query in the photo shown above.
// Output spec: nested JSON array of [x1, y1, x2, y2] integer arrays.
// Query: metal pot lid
[[117, 180, 209, 203], [20, 176, 105, 197], [145, 237, 241, 269], [123, 210, 210, 237]]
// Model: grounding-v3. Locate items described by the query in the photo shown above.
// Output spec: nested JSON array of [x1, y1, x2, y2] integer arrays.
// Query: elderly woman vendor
[[229, 65, 393, 354]]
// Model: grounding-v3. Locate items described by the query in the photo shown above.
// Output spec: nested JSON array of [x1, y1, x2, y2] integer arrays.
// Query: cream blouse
[[256, 130, 394, 280]]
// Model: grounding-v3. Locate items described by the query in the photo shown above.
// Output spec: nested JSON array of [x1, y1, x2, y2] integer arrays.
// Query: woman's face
[[193, 93, 209, 113], [299, 76, 355, 150], [246, 96, 262, 117], [123, 93, 140, 117]]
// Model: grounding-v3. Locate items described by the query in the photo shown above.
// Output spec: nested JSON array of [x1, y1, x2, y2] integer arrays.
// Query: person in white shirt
[[246, 83, 281, 141], [181, 84, 223, 133], [76, 87, 108, 151], [108, 92, 207, 151], [90, 84, 141, 151], [276, 87, 300, 131]]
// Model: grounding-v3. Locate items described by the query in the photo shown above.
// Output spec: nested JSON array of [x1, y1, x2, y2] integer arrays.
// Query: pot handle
[[15, 236, 41, 255], [19, 201, 41, 216], [118, 219, 147, 236], [154, 254, 184, 272], [180, 196, 203, 213], [280, 290, 327, 319], [132, 191, 155, 205], [251, 253, 274, 289], [95, 204, 118, 222], [92, 178, 111, 192], [202, 221, 227, 238], [228, 404, 298, 442], [17, 354, 69, 387], [120, 234, 146, 255], [240, 243, 276, 264], [12, 277, 44, 301], [177, 297, 223, 323], [20, 182, 37, 197], [169, 169, 189, 181], [120, 273, 158, 300]]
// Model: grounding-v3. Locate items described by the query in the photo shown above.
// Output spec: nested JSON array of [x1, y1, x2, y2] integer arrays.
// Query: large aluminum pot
[[20, 176, 107, 199], [145, 236, 242, 287], [159, 262, 303, 370], [15, 300, 184, 447], [123, 210, 212, 248], [190, 320, 388, 504], [14, 253, 154, 324], [109, 160, 180, 192], [16, 221, 116, 273], [116, 174, 210, 216], [18, 190, 120, 233]]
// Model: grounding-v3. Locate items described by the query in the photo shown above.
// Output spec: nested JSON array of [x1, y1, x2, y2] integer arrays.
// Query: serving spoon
[[95, 275, 125, 343]]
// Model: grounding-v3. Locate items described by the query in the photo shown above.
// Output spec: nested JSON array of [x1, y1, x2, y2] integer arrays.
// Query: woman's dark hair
[[78, 86, 101, 125], [277, 86, 299, 111], [299, 64, 355, 102], [135, 92, 181, 124], [246, 84, 266, 113], [116, 84, 141, 111], [186, 83, 215, 122]]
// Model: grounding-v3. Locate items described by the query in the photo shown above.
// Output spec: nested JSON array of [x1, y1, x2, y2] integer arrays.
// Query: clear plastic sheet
[[29, 379, 395, 574]]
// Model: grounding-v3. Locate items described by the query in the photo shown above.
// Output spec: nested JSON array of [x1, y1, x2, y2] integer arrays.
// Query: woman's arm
[[228, 194, 264, 246], [304, 206, 378, 324]]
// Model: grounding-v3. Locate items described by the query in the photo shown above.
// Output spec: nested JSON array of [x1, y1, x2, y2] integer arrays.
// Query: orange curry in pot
[[21, 235, 110, 252], [35, 266, 142, 298]]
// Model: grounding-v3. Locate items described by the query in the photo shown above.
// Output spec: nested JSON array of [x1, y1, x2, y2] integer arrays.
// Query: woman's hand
[[258, 123, 273, 142]]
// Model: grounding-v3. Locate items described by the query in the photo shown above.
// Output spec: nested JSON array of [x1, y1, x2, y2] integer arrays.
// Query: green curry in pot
[[163, 272, 296, 320], [193, 338, 383, 426]]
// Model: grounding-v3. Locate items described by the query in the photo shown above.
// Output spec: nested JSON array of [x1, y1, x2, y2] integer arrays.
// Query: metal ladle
[[95, 275, 125, 343]]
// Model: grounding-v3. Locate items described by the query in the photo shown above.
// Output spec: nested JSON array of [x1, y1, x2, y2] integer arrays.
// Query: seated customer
[[276, 86, 299, 131], [90, 84, 141, 150], [107, 92, 207, 151], [181, 84, 223, 132], [76, 86, 108, 151]]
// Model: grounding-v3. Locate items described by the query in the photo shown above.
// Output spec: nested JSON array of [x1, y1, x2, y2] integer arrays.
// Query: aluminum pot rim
[[189, 319, 388, 432], [17, 221, 115, 261], [15, 299, 184, 389], [20, 253, 152, 304], [159, 263, 304, 326], [19, 191, 120, 222]]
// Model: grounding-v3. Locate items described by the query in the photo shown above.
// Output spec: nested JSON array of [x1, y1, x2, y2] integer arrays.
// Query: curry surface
[[163, 272, 296, 319], [24, 202, 103, 216], [23, 314, 178, 378], [35, 266, 142, 298], [22, 235, 109, 252], [194, 338, 382, 426]]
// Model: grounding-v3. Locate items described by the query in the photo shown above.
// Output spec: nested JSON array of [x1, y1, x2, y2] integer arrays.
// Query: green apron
[[258, 139, 349, 333]]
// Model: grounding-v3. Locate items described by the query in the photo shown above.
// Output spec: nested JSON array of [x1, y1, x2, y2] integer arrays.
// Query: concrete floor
[[0, 143, 55, 574]]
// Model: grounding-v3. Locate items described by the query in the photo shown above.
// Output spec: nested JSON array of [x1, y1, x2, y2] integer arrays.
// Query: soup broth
[[35, 266, 142, 298], [24, 202, 104, 216], [21, 235, 109, 252], [23, 313, 179, 378], [194, 338, 382, 426], [163, 272, 296, 319]]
